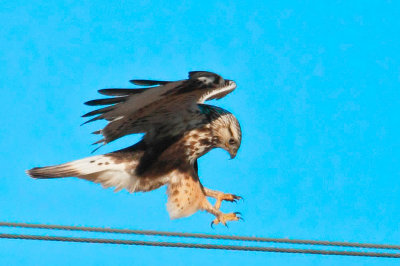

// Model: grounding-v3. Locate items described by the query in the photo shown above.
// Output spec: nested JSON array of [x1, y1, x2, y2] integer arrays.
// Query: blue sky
[[1, 0, 399, 265]]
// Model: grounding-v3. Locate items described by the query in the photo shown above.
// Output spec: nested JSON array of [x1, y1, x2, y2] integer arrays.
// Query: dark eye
[[229, 138, 236, 145]]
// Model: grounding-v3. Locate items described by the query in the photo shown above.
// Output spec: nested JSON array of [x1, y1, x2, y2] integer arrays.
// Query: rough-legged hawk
[[27, 71, 243, 226]]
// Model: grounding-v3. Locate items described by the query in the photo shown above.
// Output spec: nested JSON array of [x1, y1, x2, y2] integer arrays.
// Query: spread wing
[[82, 71, 236, 147]]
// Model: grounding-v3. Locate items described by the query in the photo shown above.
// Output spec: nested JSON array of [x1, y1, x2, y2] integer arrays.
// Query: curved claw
[[210, 221, 215, 229], [234, 212, 244, 221], [233, 195, 243, 203], [228, 195, 242, 204]]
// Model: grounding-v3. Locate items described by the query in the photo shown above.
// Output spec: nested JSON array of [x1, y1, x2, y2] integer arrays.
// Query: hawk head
[[206, 107, 242, 159]]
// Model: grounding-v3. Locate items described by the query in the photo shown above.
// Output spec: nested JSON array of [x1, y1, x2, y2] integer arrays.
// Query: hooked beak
[[229, 148, 237, 159]]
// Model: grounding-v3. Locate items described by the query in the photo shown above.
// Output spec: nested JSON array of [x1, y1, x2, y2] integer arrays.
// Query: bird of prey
[[27, 71, 243, 226]]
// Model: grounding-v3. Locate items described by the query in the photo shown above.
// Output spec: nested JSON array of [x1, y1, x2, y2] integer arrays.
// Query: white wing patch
[[197, 76, 214, 85], [198, 80, 237, 103]]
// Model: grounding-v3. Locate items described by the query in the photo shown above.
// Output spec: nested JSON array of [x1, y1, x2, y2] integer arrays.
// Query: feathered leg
[[166, 171, 242, 226]]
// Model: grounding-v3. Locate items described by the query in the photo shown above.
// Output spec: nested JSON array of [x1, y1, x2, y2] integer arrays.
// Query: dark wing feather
[[81, 115, 103, 126], [84, 97, 127, 106], [82, 105, 115, 118], [129, 80, 171, 86], [188, 71, 221, 79], [98, 88, 146, 96], [83, 71, 236, 146]]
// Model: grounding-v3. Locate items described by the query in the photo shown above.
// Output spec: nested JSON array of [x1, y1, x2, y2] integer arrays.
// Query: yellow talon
[[214, 194, 242, 209], [211, 212, 242, 227]]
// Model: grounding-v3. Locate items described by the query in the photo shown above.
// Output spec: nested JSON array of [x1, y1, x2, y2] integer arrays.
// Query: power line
[[1, 233, 400, 258], [1, 222, 399, 250]]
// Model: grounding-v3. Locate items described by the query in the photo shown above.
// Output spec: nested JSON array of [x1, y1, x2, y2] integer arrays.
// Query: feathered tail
[[26, 156, 105, 179], [26, 155, 139, 192]]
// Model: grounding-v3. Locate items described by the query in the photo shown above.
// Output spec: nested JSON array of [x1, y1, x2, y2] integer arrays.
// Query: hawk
[[27, 71, 243, 226]]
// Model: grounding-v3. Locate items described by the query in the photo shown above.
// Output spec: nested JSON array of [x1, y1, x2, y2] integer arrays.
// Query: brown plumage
[[27, 71, 243, 226]]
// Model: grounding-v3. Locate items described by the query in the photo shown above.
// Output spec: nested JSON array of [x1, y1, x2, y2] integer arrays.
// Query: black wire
[[1, 233, 400, 258], [1, 222, 399, 250]]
